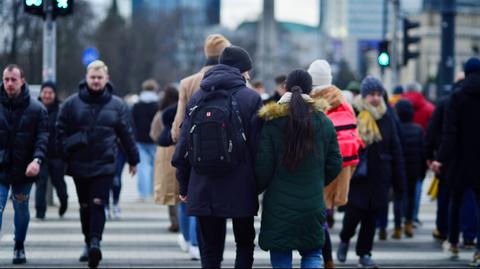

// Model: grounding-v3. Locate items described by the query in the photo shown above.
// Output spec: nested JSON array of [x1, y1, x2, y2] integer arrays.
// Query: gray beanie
[[360, 76, 385, 97]]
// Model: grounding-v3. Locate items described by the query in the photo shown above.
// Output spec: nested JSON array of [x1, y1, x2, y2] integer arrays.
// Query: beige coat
[[171, 66, 214, 143], [150, 112, 179, 205]]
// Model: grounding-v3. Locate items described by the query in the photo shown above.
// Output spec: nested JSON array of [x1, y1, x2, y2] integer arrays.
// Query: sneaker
[[337, 241, 349, 263], [59, 199, 68, 217], [413, 219, 422, 228], [324, 259, 335, 269], [189, 245, 200, 260], [104, 207, 111, 220], [448, 244, 460, 260], [79, 246, 89, 262], [462, 239, 476, 249], [177, 234, 189, 252], [88, 238, 102, 268], [112, 205, 121, 220], [469, 252, 480, 267], [432, 229, 447, 241], [391, 227, 402, 240], [358, 255, 377, 268], [404, 222, 414, 238], [168, 224, 179, 233], [378, 228, 387, 241], [12, 249, 26, 264]]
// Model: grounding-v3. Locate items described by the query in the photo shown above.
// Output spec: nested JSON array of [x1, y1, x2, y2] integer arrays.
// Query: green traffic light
[[57, 0, 69, 8], [378, 52, 390, 66], [26, 0, 42, 6]]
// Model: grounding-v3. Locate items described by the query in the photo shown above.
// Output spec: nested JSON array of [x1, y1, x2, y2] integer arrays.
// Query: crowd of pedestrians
[[1, 33, 480, 269]]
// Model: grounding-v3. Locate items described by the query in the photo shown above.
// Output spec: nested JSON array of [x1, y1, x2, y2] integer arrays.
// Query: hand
[[431, 161, 443, 175], [179, 195, 188, 203], [129, 165, 137, 176], [25, 160, 40, 177]]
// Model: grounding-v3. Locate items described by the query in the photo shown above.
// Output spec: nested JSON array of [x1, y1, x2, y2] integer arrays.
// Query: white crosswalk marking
[[0, 171, 477, 267]]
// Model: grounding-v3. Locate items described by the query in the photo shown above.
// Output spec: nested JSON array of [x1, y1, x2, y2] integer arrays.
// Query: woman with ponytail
[[255, 69, 343, 268]]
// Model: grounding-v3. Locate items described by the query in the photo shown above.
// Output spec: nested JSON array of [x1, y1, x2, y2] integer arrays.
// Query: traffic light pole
[[438, 0, 455, 97], [43, 0, 56, 206], [391, 0, 400, 86], [43, 0, 56, 82]]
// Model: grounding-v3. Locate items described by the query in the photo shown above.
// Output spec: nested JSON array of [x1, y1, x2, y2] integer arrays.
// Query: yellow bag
[[428, 176, 439, 200]]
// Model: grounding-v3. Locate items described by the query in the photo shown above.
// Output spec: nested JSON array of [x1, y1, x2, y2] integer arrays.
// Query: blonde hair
[[87, 60, 109, 74]]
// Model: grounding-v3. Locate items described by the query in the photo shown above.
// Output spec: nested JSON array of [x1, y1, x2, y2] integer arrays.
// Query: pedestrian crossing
[[0, 172, 477, 267]]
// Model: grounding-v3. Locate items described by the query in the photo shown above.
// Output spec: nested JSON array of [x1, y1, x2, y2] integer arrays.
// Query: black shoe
[[88, 238, 102, 268], [59, 199, 68, 217], [12, 249, 26, 264], [79, 246, 89, 262]]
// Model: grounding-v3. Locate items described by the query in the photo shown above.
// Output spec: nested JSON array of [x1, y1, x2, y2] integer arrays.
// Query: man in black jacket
[[57, 60, 139, 268], [0, 64, 49, 264], [35, 81, 69, 220]]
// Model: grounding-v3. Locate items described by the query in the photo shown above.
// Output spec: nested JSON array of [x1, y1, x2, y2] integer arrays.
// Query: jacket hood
[[200, 64, 246, 92], [310, 85, 344, 109], [0, 83, 31, 109], [258, 98, 329, 121], [402, 91, 427, 110], [78, 80, 114, 104], [395, 99, 414, 123], [462, 72, 480, 96]]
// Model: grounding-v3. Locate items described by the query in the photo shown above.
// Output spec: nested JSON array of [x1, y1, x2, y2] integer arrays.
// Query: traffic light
[[377, 40, 390, 67], [403, 18, 421, 66], [24, 0, 44, 17], [52, 0, 74, 17]]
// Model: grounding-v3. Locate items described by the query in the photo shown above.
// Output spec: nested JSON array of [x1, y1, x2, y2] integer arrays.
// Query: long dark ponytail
[[282, 70, 315, 171]]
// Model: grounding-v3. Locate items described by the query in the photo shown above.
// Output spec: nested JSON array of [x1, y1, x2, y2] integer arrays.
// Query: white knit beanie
[[308, 59, 332, 90]]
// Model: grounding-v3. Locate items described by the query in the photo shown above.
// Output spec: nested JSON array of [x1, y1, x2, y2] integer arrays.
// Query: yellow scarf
[[353, 96, 387, 146]]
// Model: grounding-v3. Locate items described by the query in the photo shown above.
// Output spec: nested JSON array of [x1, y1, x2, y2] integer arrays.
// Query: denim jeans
[[178, 202, 198, 246], [270, 249, 323, 269], [108, 151, 126, 206], [449, 188, 479, 246], [377, 193, 403, 229], [413, 179, 423, 222], [136, 143, 156, 199], [0, 182, 33, 243], [461, 188, 478, 241]]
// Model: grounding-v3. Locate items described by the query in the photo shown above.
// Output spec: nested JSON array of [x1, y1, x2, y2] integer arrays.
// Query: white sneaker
[[177, 234, 189, 252], [189, 245, 200, 260], [104, 207, 111, 221], [112, 205, 121, 220]]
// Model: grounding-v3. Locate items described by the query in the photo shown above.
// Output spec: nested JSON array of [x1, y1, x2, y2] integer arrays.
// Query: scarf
[[353, 96, 387, 146]]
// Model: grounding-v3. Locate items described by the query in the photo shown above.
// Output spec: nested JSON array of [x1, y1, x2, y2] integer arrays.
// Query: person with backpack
[[307, 59, 363, 268], [172, 45, 262, 268], [255, 69, 342, 268]]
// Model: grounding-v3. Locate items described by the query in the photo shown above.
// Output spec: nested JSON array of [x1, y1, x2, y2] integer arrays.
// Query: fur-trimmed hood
[[258, 98, 330, 121], [310, 85, 344, 109]]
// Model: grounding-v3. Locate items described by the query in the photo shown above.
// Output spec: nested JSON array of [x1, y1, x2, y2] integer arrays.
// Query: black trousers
[[404, 177, 418, 222], [322, 227, 333, 262], [197, 216, 255, 268], [35, 158, 68, 218], [73, 176, 113, 244], [340, 205, 379, 257]]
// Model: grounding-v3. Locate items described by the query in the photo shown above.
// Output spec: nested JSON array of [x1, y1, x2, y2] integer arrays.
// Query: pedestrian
[[172, 45, 263, 268], [0, 64, 49, 264], [56, 60, 139, 268], [308, 59, 363, 269], [432, 57, 480, 265], [35, 81, 68, 220], [150, 85, 180, 233], [170, 34, 231, 259], [256, 69, 343, 268], [402, 82, 435, 130], [394, 99, 427, 238], [132, 79, 160, 201], [265, 74, 287, 103], [337, 76, 405, 268]]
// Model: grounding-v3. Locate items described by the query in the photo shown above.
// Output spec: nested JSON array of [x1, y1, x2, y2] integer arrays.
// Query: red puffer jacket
[[311, 86, 364, 167], [402, 91, 435, 130]]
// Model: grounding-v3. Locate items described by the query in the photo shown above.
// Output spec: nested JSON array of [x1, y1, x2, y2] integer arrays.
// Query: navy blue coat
[[437, 72, 480, 190], [348, 108, 406, 210], [57, 82, 140, 179], [395, 100, 427, 184], [0, 84, 49, 185], [172, 64, 263, 218]]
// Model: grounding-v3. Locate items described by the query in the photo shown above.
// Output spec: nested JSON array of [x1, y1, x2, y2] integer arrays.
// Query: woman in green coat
[[255, 69, 343, 268]]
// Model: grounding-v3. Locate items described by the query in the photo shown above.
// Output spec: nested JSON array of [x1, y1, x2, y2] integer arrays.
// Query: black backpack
[[186, 87, 247, 176]]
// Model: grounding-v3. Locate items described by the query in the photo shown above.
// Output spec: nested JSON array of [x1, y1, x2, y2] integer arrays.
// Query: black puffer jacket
[[56, 81, 140, 179], [395, 100, 427, 182], [0, 84, 49, 185], [44, 102, 61, 158]]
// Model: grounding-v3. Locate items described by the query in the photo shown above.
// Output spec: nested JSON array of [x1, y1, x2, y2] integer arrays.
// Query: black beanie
[[464, 57, 480, 76], [40, 81, 57, 93], [219, 45, 252, 73], [286, 69, 312, 94]]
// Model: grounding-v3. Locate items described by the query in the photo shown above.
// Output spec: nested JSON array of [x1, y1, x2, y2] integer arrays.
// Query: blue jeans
[[0, 182, 33, 243], [413, 179, 423, 222], [136, 143, 156, 199], [178, 202, 198, 246], [270, 249, 323, 269], [461, 188, 478, 241], [377, 193, 403, 229], [108, 151, 126, 206]]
